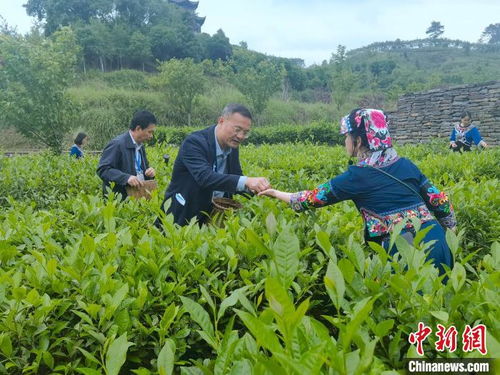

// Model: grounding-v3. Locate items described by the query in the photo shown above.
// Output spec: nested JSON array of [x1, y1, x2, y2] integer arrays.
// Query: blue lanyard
[[135, 149, 142, 173]]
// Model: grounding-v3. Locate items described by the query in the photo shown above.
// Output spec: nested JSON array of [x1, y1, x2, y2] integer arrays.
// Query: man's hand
[[245, 177, 271, 193], [127, 175, 144, 187], [145, 167, 156, 178], [450, 141, 457, 148]]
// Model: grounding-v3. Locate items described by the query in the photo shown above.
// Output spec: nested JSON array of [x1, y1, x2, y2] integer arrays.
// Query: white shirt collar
[[214, 126, 231, 157], [129, 130, 142, 149]]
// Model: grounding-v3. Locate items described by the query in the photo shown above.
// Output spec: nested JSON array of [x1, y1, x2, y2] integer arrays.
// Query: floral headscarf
[[340, 108, 399, 168]]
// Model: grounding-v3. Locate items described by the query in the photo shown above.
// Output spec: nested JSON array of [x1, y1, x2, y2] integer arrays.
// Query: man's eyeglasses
[[233, 126, 251, 138]]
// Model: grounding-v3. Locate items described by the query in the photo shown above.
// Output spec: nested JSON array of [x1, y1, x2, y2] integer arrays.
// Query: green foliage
[[330, 45, 357, 111], [0, 144, 498, 373], [153, 59, 207, 126], [230, 60, 284, 120], [480, 23, 500, 44], [24, 0, 216, 70], [0, 28, 79, 154], [153, 122, 343, 146], [66, 77, 344, 149], [99, 69, 151, 90], [68, 83, 166, 149]]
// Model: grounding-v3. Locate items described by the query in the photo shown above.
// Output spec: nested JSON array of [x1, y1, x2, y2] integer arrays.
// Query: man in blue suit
[[160, 104, 270, 226]]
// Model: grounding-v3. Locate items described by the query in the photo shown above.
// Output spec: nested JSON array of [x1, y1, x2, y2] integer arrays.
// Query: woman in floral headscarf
[[260, 108, 456, 276]]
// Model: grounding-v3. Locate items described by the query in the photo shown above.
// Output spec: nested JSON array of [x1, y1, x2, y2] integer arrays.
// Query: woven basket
[[210, 197, 243, 226], [126, 180, 158, 200]]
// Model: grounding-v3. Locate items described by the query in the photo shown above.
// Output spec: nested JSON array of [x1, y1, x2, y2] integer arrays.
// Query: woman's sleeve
[[471, 127, 483, 145], [289, 181, 339, 212], [289, 171, 354, 212], [449, 128, 456, 141], [418, 175, 457, 229]]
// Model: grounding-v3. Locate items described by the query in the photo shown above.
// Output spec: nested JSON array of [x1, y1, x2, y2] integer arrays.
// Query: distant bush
[[153, 122, 343, 146]]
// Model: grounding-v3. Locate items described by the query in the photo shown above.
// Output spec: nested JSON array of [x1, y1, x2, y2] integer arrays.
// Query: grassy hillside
[[344, 40, 500, 100], [2, 39, 498, 152]]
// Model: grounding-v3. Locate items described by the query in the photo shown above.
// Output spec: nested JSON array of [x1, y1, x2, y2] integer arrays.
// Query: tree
[[330, 45, 356, 111], [23, 0, 204, 67], [0, 27, 79, 153], [369, 60, 397, 77], [128, 31, 152, 71], [231, 60, 284, 122], [24, 0, 113, 35], [204, 29, 232, 61], [480, 23, 500, 44], [154, 58, 206, 126], [426, 21, 444, 39], [75, 20, 111, 72]]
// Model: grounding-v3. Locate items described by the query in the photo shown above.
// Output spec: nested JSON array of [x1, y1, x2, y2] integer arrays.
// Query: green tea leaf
[[235, 309, 282, 354], [316, 231, 336, 262], [324, 260, 345, 310], [265, 212, 277, 235], [265, 278, 294, 317], [218, 288, 246, 321], [199, 285, 216, 314], [105, 333, 134, 375], [0, 334, 13, 357], [430, 311, 449, 322], [180, 296, 215, 338], [272, 226, 300, 288], [451, 263, 466, 292], [158, 339, 176, 375], [374, 319, 394, 337], [446, 228, 460, 257], [76, 368, 102, 375]]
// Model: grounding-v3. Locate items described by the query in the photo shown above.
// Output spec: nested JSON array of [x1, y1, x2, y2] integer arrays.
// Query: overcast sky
[[1, 0, 499, 66]]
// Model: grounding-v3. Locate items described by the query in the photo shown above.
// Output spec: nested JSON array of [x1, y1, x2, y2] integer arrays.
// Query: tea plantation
[[0, 144, 498, 374]]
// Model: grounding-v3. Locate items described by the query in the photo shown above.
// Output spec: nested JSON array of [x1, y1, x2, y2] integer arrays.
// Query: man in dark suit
[[97, 110, 157, 199], [160, 104, 270, 226]]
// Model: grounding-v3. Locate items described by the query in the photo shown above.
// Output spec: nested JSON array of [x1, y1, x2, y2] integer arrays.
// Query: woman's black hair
[[460, 111, 472, 120], [74, 132, 87, 146], [347, 108, 370, 149]]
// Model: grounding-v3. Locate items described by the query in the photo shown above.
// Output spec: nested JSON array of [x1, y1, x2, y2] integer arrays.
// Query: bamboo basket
[[126, 180, 158, 200], [210, 197, 243, 226]]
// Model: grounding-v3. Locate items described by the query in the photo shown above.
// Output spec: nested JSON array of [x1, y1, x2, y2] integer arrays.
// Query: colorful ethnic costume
[[449, 123, 485, 152], [290, 109, 456, 275]]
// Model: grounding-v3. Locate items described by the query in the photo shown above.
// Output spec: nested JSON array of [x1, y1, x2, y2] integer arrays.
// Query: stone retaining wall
[[388, 81, 499, 145]]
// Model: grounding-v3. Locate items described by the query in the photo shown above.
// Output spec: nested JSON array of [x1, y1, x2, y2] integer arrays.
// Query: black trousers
[[450, 141, 471, 152]]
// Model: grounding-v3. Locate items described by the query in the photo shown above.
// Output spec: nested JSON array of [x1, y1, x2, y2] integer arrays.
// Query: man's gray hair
[[221, 103, 253, 120]]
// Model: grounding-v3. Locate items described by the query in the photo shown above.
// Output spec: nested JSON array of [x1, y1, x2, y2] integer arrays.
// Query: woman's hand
[[258, 189, 293, 203], [258, 188, 279, 198]]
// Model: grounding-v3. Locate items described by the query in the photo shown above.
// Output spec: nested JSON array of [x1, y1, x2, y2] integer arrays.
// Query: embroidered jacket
[[289, 158, 456, 239]]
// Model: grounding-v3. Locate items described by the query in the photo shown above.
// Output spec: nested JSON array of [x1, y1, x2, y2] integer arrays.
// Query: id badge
[[175, 193, 186, 206], [137, 172, 145, 181]]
